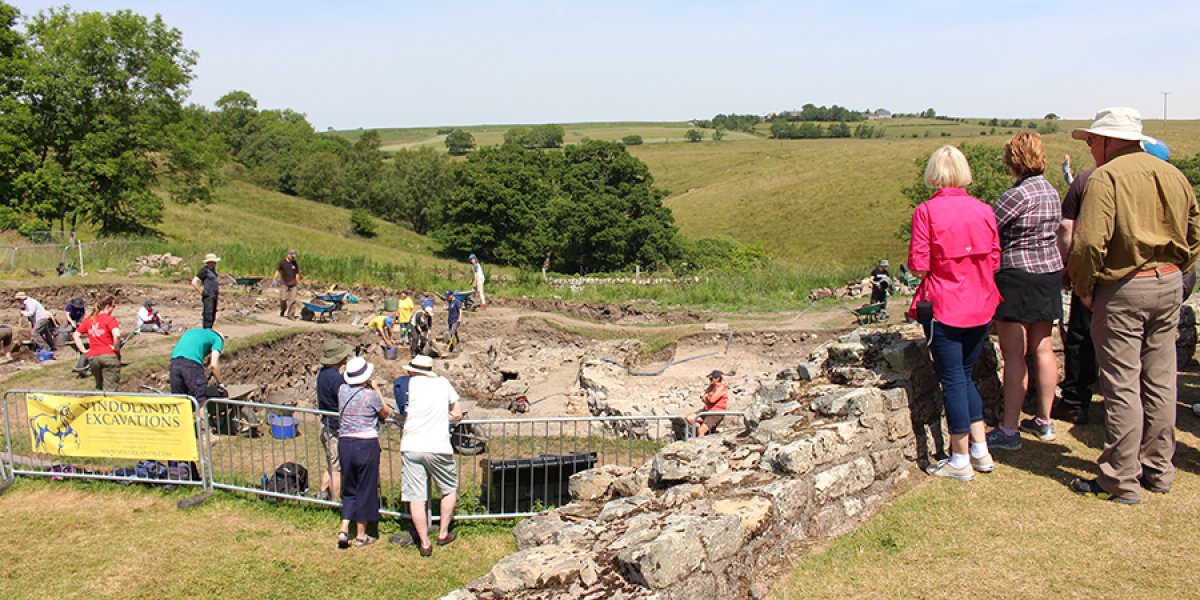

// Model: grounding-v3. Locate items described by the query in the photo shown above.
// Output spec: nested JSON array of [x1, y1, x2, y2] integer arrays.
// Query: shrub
[[349, 208, 377, 237], [0, 207, 21, 231], [18, 217, 51, 240], [621, 135, 643, 146]]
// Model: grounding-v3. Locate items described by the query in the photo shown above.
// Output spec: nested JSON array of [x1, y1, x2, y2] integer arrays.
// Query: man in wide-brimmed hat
[[316, 337, 353, 501], [191, 253, 221, 329], [15, 291, 55, 352], [1067, 107, 1200, 504], [393, 354, 462, 556]]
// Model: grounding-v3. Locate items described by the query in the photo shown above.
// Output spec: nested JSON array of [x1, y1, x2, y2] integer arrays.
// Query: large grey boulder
[[513, 511, 568, 551], [651, 437, 729, 485], [569, 464, 634, 502], [762, 428, 839, 475]]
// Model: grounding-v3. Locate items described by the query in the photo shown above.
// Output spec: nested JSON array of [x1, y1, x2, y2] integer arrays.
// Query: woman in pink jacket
[[908, 145, 1003, 481]]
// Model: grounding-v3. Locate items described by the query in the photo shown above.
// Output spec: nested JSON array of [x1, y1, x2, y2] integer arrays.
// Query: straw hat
[[344, 356, 375, 385], [1071, 107, 1150, 142], [203, 253, 221, 263], [405, 354, 436, 376], [321, 338, 352, 366], [14, 291, 26, 301]]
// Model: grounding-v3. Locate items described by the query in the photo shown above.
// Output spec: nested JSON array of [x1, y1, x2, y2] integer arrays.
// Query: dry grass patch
[[776, 371, 1200, 599], [0, 480, 514, 599]]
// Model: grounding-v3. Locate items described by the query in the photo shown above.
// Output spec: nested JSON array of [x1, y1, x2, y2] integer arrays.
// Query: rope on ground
[[597, 331, 733, 377]]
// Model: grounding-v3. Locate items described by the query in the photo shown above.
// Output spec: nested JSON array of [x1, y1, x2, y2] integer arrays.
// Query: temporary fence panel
[[1, 390, 209, 489], [203, 397, 339, 507], [443, 414, 681, 520]]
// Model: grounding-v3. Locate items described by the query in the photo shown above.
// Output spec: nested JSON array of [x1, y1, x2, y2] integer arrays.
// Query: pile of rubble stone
[[128, 253, 185, 277]]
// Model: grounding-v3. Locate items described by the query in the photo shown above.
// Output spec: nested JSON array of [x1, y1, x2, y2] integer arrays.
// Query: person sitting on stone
[[135, 300, 170, 334], [686, 370, 729, 436]]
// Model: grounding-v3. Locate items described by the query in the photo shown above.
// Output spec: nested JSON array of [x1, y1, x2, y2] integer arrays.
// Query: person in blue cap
[[365, 314, 395, 348], [469, 253, 487, 309], [445, 290, 463, 351]]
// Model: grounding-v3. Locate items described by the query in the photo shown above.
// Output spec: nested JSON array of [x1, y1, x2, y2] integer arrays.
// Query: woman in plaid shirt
[[987, 132, 1064, 451]]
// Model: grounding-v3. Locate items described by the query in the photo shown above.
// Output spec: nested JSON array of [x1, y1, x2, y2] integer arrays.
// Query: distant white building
[[867, 109, 892, 120]]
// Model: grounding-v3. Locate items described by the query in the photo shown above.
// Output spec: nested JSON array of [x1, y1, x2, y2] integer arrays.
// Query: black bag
[[263, 462, 308, 496]]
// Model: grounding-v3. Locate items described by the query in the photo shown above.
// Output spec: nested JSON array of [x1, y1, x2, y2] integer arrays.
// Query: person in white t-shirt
[[397, 354, 462, 556]]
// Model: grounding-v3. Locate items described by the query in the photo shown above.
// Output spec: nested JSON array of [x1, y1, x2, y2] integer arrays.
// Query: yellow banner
[[26, 393, 198, 461]]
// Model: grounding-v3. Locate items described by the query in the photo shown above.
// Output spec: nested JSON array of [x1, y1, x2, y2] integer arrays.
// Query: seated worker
[[685, 370, 729, 436], [64, 298, 86, 328], [169, 327, 224, 409], [366, 315, 395, 348], [135, 300, 170, 334], [396, 290, 415, 342], [870, 260, 892, 305]]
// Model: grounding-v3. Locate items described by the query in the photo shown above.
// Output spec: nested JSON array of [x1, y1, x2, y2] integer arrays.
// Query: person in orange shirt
[[686, 370, 729, 436]]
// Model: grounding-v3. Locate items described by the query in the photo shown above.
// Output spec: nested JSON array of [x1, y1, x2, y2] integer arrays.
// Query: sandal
[[337, 531, 350, 549], [355, 535, 378, 548], [436, 531, 457, 546], [419, 543, 433, 558]]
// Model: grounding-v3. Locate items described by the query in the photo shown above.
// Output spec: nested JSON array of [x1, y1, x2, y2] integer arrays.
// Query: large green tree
[[437, 141, 678, 272], [3, 5, 206, 234]]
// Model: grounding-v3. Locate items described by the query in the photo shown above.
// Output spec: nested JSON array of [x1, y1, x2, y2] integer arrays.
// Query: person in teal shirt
[[170, 328, 224, 406]]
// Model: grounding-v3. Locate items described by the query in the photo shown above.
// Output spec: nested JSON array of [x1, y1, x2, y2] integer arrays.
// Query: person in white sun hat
[[1066, 107, 1200, 504], [191, 253, 221, 328]]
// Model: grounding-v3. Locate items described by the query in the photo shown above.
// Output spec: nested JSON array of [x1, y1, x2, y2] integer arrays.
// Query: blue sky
[[10, 1, 1200, 130]]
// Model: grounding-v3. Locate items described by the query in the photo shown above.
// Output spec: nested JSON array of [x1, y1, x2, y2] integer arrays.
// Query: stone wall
[[446, 326, 1001, 599]]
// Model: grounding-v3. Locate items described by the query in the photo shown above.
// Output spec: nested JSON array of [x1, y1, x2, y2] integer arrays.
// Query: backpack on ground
[[263, 462, 308, 496]]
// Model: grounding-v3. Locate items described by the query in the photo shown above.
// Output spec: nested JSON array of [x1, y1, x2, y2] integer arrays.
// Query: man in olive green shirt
[[1067, 107, 1200, 504]]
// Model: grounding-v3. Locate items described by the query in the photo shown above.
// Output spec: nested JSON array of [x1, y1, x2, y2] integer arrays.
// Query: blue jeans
[[927, 321, 988, 435]]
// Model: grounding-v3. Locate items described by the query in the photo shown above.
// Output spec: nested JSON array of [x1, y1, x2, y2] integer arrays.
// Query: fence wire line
[[1, 390, 744, 521]]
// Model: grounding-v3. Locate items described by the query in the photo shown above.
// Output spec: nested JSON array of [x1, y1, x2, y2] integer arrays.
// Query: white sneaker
[[925, 458, 975, 481], [971, 452, 995, 473]]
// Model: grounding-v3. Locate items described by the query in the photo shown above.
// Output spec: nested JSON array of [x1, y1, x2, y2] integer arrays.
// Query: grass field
[[777, 372, 1200, 599], [632, 119, 1200, 270], [332, 121, 759, 151], [0, 478, 515, 599]]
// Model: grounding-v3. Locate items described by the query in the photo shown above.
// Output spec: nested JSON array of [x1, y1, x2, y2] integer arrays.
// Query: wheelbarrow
[[233, 276, 265, 288], [300, 300, 339, 323], [450, 290, 480, 312], [850, 302, 888, 325]]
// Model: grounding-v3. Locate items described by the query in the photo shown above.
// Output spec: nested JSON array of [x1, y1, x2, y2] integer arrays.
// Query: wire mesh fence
[[1, 389, 744, 522]]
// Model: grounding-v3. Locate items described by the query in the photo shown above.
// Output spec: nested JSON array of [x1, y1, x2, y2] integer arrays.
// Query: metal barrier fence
[[0, 390, 210, 493], [1, 389, 744, 521]]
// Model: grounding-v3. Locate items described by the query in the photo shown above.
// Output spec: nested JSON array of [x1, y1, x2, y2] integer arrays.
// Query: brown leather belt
[[1132, 264, 1180, 278]]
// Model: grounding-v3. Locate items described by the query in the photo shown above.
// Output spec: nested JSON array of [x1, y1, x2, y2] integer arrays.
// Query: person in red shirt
[[72, 296, 122, 391], [686, 370, 729, 436]]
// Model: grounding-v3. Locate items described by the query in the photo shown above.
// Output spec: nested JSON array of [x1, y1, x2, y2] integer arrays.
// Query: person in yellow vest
[[395, 290, 415, 343]]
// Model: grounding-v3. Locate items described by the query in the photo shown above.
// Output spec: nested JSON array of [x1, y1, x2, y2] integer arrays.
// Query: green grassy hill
[[632, 119, 1200, 270]]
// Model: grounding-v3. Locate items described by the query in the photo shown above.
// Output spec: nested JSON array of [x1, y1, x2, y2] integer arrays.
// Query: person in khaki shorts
[[272, 249, 301, 319], [1067, 107, 1200, 504], [394, 354, 462, 556], [316, 338, 351, 501]]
